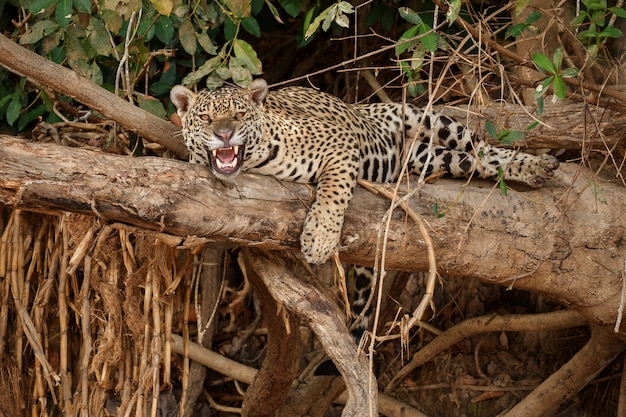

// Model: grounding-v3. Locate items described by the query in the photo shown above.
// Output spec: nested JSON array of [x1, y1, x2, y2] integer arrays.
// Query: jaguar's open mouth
[[208, 145, 245, 176]]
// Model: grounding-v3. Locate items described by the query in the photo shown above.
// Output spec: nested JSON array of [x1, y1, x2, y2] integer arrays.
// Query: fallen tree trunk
[[0, 135, 624, 333]]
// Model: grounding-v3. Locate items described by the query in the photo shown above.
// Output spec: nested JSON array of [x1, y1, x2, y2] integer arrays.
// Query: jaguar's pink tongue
[[216, 147, 236, 163]]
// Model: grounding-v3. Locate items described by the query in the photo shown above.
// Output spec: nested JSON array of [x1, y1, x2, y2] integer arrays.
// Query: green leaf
[[178, 19, 197, 55], [155, 15, 174, 43], [321, 4, 337, 31], [334, 10, 350, 28], [49, 46, 65, 63], [205, 72, 225, 90], [223, 0, 251, 17], [534, 77, 552, 98], [407, 80, 424, 97], [552, 47, 563, 71], [251, 0, 264, 15], [18, 104, 47, 131], [304, 7, 330, 39], [73, 0, 91, 13], [26, 0, 55, 14], [536, 96, 544, 116], [609, 7, 626, 18], [87, 17, 112, 56], [598, 26, 624, 39], [101, 9, 123, 34], [410, 45, 425, 71], [86, 61, 103, 85], [506, 23, 527, 39], [336, 1, 353, 13], [525, 11, 542, 24], [64, 28, 90, 77], [498, 130, 525, 146], [499, 178, 508, 196], [485, 119, 497, 138], [241, 16, 261, 37], [395, 25, 419, 55], [497, 168, 508, 196], [223, 16, 238, 40], [215, 65, 231, 80], [432, 203, 445, 218], [229, 58, 253, 87], [532, 52, 556, 74], [55, 0, 73, 28], [552, 75, 566, 99], [576, 28, 598, 40], [513, 0, 531, 17], [418, 23, 438, 53], [181, 55, 223, 85], [585, 44, 599, 66], [570, 12, 588, 27], [526, 121, 539, 131], [137, 95, 166, 118], [398, 7, 423, 25], [232, 39, 263, 75], [196, 29, 217, 55], [277, 0, 301, 18], [264, 0, 284, 23], [585, 0, 607, 11], [561, 67, 579, 78], [445, 0, 461, 25], [6, 97, 22, 126], [19, 20, 60, 45], [0, 93, 16, 110], [150, 0, 173, 16]]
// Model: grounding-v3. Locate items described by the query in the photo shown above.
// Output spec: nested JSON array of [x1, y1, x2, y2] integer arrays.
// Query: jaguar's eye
[[235, 112, 246, 119], [200, 114, 211, 122]]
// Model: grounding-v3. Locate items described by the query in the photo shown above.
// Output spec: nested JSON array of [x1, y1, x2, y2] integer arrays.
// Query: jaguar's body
[[171, 79, 559, 265]]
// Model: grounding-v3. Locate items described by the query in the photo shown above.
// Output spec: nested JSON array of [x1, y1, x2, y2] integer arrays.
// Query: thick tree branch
[[0, 136, 625, 334]]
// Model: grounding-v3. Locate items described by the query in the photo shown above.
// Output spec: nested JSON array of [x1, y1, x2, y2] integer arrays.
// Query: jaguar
[[170, 79, 559, 265]]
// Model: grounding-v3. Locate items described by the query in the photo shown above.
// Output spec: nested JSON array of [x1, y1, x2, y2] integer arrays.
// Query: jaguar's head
[[171, 79, 268, 179]]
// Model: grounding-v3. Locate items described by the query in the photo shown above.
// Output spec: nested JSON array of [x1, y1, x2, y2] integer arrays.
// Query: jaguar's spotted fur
[[171, 79, 559, 265]]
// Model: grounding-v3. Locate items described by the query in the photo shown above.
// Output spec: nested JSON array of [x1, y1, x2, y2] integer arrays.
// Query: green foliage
[[303, 1, 354, 40], [496, 167, 508, 196], [432, 202, 446, 218], [395, 7, 440, 97], [485, 120, 526, 146], [1, 0, 307, 128], [532, 48, 579, 100], [569, 0, 626, 68], [572, 0, 625, 45], [1, 0, 620, 133], [505, 11, 542, 38]]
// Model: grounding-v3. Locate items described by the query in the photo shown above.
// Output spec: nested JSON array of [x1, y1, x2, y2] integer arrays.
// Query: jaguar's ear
[[250, 78, 269, 107], [170, 85, 197, 117]]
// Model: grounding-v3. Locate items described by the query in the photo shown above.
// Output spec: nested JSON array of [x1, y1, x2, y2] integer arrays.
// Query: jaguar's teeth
[[215, 156, 238, 170], [233, 145, 239, 154]]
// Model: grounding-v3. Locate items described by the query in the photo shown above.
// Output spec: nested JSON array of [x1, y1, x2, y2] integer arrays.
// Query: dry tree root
[[242, 248, 378, 417], [501, 325, 626, 416], [240, 251, 301, 417], [385, 309, 588, 391]]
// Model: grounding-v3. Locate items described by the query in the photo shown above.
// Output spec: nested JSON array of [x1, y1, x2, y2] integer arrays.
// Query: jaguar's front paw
[[300, 224, 339, 265], [527, 154, 560, 187], [300, 206, 343, 264]]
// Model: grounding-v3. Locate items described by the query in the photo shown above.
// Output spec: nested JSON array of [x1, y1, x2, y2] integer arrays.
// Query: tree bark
[[0, 135, 625, 335]]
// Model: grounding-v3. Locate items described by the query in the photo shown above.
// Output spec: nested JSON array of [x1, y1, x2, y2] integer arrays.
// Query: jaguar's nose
[[215, 129, 234, 142]]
